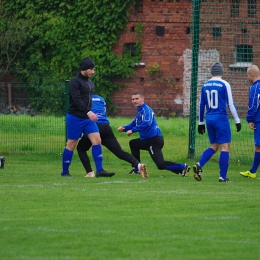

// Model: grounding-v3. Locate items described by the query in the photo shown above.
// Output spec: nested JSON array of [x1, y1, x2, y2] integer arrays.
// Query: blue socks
[[62, 145, 103, 174], [92, 144, 103, 172], [219, 151, 229, 179], [250, 151, 260, 173], [62, 148, 73, 174], [199, 148, 215, 168], [166, 164, 184, 172]]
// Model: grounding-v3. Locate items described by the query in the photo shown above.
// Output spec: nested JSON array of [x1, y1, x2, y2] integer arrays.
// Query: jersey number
[[205, 90, 218, 109]]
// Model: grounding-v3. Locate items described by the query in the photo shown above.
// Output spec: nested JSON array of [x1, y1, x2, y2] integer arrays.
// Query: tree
[[0, 0, 139, 112], [0, 2, 31, 74]]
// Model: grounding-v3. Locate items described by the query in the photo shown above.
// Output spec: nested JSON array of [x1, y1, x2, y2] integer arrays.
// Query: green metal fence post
[[65, 80, 70, 145], [188, 0, 201, 159]]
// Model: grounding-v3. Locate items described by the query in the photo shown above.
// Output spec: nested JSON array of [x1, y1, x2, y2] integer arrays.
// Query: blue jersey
[[123, 102, 162, 141], [199, 77, 240, 124], [246, 79, 260, 124], [91, 94, 109, 124]]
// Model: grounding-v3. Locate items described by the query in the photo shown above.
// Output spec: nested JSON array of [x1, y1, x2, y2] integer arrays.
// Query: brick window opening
[[156, 26, 165, 36], [130, 27, 135, 32], [135, 0, 143, 13], [231, 0, 240, 18], [248, 0, 256, 17], [123, 43, 137, 57], [212, 27, 221, 38], [235, 44, 253, 63], [186, 27, 190, 34]]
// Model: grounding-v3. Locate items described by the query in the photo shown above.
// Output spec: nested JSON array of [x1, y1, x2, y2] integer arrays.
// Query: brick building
[[111, 0, 258, 118], [112, 0, 192, 117]]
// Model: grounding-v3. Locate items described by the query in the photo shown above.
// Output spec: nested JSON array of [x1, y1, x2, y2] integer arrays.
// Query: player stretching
[[118, 91, 190, 177], [193, 62, 241, 182]]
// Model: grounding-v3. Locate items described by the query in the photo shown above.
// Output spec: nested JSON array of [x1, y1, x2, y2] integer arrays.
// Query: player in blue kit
[[61, 57, 114, 178], [76, 94, 148, 178], [240, 65, 260, 179], [193, 62, 241, 182], [117, 91, 190, 177]]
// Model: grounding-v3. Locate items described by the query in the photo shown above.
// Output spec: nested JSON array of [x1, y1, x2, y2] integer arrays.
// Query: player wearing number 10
[[193, 62, 241, 182]]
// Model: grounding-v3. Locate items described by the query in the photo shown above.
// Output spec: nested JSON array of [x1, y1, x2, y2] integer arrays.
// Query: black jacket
[[68, 72, 95, 118]]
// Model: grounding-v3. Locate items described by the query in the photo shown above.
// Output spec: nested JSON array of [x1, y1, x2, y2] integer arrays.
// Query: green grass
[[0, 114, 255, 164], [1, 116, 260, 259], [1, 152, 260, 259]]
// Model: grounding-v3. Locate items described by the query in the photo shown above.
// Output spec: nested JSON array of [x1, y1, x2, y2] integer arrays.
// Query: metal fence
[[0, 81, 66, 154], [189, 0, 259, 164]]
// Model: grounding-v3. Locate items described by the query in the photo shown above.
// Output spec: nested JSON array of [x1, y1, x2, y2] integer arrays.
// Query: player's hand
[[88, 111, 98, 122], [126, 130, 132, 136], [198, 124, 205, 135], [248, 122, 256, 130], [236, 123, 241, 132], [117, 126, 125, 132]]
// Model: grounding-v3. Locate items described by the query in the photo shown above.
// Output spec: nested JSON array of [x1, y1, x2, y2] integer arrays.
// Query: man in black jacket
[[61, 57, 114, 178]]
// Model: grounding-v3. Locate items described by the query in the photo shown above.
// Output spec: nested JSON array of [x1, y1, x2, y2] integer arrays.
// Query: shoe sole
[[240, 173, 256, 179], [193, 165, 201, 181], [182, 165, 190, 177], [85, 174, 95, 178], [96, 173, 115, 178], [139, 164, 149, 179], [240, 173, 249, 178], [194, 173, 201, 181]]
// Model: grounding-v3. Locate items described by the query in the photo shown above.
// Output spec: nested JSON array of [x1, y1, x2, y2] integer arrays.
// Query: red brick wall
[[112, 0, 192, 117], [112, 0, 255, 119]]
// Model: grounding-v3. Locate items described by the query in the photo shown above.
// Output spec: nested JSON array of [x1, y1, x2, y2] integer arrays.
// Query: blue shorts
[[66, 114, 99, 140], [206, 116, 231, 144], [254, 121, 260, 146]]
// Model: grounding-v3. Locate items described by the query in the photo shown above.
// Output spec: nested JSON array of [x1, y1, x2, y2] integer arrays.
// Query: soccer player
[[117, 91, 190, 176], [61, 57, 114, 178], [240, 65, 260, 179], [193, 61, 241, 182], [77, 94, 148, 179]]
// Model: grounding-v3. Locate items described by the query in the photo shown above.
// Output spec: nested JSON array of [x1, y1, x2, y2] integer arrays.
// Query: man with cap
[[61, 57, 115, 178], [193, 61, 241, 182]]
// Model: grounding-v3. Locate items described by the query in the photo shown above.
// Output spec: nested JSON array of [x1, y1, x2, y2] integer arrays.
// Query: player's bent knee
[[156, 164, 165, 170]]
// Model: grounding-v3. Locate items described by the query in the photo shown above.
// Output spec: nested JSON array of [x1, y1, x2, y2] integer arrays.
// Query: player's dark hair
[[131, 91, 143, 97]]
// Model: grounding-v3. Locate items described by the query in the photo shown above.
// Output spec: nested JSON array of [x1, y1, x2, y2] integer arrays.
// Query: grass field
[[1, 116, 260, 259], [1, 147, 260, 259], [0, 114, 255, 164]]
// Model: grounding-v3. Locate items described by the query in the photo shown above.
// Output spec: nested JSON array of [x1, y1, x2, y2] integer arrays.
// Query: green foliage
[[134, 21, 144, 39], [0, 2, 31, 73], [1, 0, 138, 111], [132, 22, 143, 62], [18, 83, 65, 115], [145, 63, 164, 77]]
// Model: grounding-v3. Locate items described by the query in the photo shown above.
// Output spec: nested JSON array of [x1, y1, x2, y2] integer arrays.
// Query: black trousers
[[129, 136, 181, 171], [77, 124, 139, 173]]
